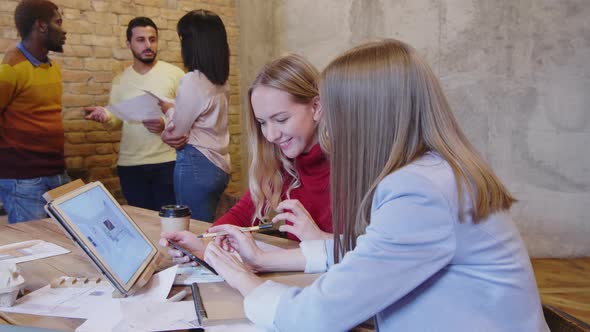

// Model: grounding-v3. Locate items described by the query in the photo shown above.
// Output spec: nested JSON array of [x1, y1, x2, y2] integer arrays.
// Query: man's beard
[[132, 49, 157, 64], [45, 28, 64, 53], [48, 42, 64, 53]]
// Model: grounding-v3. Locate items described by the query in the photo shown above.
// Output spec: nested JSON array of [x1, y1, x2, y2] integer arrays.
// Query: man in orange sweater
[[0, 0, 69, 223]]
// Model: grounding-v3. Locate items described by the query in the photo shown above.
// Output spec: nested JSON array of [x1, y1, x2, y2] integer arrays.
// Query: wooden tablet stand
[[112, 252, 165, 298], [42, 178, 86, 202]]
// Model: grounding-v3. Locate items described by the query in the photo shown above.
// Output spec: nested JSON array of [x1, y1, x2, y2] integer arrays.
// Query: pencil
[[197, 223, 273, 238]]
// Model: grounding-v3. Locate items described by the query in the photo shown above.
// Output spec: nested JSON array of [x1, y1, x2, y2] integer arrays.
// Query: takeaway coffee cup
[[159, 205, 191, 233]]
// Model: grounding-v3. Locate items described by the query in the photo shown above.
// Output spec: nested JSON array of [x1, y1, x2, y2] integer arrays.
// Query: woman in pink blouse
[[160, 10, 230, 222]]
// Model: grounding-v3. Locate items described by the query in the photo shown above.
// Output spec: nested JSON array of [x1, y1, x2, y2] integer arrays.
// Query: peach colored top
[[165, 70, 230, 173]]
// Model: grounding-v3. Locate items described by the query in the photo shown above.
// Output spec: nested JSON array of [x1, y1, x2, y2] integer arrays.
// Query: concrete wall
[[236, 0, 274, 189], [238, 0, 590, 257]]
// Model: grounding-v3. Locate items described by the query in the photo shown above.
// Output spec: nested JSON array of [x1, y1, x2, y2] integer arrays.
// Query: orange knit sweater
[[0, 47, 65, 178]]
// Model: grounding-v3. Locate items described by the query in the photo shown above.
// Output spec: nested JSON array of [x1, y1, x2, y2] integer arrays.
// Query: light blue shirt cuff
[[244, 280, 291, 330], [300, 240, 328, 273]]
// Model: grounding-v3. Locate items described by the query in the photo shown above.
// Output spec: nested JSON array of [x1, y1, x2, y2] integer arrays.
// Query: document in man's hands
[[141, 89, 173, 104], [106, 93, 163, 122]]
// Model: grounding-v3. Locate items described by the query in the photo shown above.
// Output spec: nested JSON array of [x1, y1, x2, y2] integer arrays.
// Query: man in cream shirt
[[85, 17, 184, 211]]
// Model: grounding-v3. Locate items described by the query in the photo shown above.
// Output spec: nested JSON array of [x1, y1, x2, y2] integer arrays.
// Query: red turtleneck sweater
[[213, 144, 331, 241]]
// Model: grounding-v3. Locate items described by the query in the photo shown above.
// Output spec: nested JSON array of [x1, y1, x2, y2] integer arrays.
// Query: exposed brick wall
[[0, 0, 242, 202]]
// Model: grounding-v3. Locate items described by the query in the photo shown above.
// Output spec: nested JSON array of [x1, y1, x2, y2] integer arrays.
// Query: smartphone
[[263, 209, 288, 238], [167, 240, 218, 275]]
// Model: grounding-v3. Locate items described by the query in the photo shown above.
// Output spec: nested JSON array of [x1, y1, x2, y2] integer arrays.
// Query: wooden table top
[[0, 205, 298, 330], [532, 257, 590, 324]]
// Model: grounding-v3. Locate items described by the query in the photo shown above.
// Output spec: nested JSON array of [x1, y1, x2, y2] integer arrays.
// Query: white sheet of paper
[[77, 301, 266, 332], [120, 300, 200, 331], [141, 89, 173, 104], [123, 265, 178, 302], [106, 93, 163, 122], [77, 301, 200, 332], [0, 240, 70, 264], [75, 302, 122, 332], [0, 266, 178, 319], [0, 283, 115, 319]]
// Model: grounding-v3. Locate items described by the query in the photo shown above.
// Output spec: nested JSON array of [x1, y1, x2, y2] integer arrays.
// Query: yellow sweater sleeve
[[0, 64, 17, 113]]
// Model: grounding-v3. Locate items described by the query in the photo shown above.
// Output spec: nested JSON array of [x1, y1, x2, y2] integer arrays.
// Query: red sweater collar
[[294, 144, 329, 176]]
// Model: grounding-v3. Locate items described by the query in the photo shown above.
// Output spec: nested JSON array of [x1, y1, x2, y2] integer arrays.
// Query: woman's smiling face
[[251, 85, 320, 159]]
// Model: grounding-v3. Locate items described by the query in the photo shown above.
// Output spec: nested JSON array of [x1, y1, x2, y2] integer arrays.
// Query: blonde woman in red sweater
[[161, 54, 332, 264]]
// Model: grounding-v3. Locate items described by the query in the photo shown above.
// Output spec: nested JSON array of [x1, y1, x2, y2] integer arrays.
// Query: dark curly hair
[[14, 0, 58, 39], [126, 17, 158, 42]]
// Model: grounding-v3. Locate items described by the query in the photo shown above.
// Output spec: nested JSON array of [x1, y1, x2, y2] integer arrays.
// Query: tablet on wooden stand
[[43, 180, 163, 297]]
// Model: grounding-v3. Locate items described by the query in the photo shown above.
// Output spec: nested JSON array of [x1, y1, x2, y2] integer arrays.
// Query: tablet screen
[[57, 185, 154, 284]]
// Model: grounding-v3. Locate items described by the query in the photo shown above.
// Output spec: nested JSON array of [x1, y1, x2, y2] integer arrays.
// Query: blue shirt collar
[[17, 42, 50, 67]]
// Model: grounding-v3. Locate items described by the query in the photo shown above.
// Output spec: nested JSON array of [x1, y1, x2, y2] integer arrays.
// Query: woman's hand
[[84, 106, 111, 123], [273, 199, 332, 240], [161, 122, 188, 149], [204, 242, 263, 296], [158, 100, 175, 114], [159, 230, 205, 266], [207, 224, 265, 271]]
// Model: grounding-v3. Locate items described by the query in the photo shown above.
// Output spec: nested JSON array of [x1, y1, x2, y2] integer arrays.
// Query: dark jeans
[[175, 145, 229, 222], [117, 161, 176, 211], [0, 171, 71, 223]]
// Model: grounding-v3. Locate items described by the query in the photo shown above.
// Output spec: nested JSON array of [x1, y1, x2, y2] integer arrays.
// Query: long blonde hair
[[246, 54, 320, 224], [320, 39, 516, 261]]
